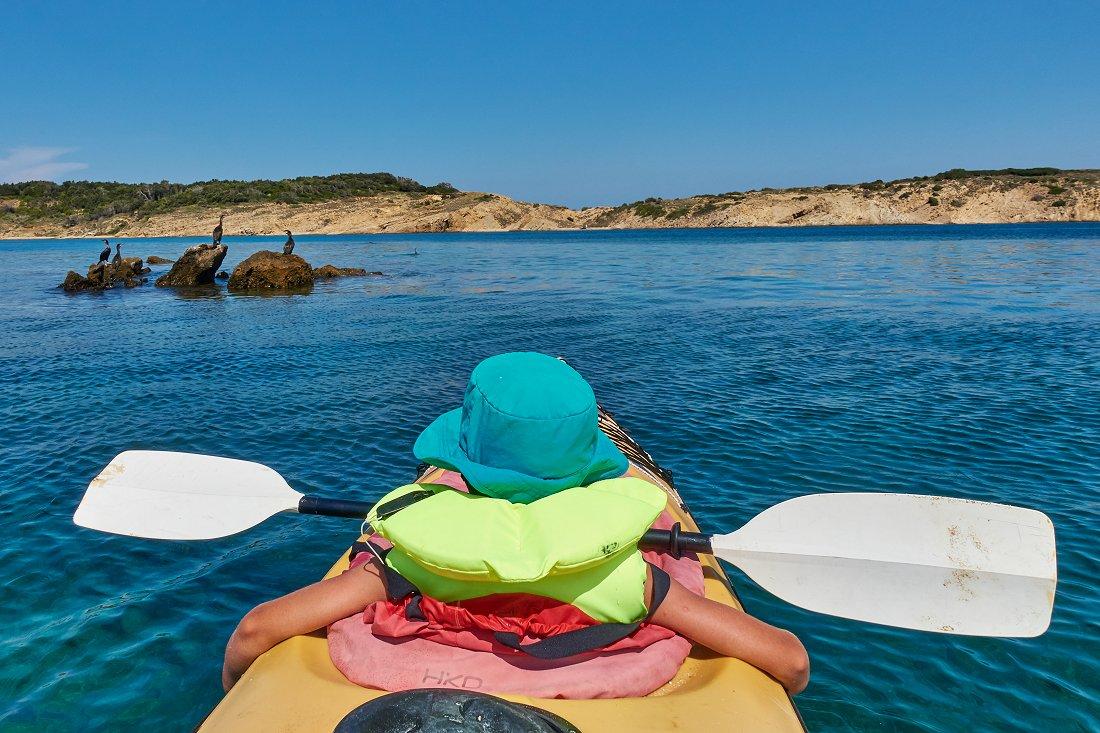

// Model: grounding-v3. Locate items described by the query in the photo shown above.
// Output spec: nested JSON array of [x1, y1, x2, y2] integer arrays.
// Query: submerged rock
[[155, 244, 228, 287], [146, 255, 174, 264], [228, 250, 313, 291], [312, 264, 381, 279], [215, 270, 229, 280]]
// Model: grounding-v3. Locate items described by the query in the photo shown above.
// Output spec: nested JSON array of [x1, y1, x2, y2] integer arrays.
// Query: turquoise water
[[0, 224, 1097, 731]]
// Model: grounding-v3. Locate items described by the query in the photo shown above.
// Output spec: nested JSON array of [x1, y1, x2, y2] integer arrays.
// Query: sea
[[0, 223, 1096, 731]]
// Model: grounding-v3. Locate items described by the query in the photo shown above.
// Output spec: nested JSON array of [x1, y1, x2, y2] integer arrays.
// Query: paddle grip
[[639, 524, 713, 558], [298, 495, 375, 518]]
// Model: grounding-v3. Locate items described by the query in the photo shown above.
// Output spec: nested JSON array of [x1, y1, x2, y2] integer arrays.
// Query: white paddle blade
[[713, 493, 1056, 637], [74, 450, 304, 540]]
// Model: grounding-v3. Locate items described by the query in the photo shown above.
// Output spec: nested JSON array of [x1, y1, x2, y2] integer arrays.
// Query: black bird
[[283, 230, 295, 255], [212, 214, 224, 246], [98, 239, 111, 264], [112, 242, 122, 264]]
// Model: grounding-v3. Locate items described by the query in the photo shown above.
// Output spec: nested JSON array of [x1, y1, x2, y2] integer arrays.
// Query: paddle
[[74, 450, 1057, 637]]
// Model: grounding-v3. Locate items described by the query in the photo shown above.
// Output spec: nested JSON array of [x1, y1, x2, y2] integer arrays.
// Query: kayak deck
[[199, 408, 805, 732]]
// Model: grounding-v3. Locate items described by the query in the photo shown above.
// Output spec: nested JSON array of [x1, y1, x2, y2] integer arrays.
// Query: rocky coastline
[[9, 169, 1100, 239]]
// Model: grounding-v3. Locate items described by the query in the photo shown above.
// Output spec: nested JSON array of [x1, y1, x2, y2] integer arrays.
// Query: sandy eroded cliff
[[3, 172, 1097, 238]]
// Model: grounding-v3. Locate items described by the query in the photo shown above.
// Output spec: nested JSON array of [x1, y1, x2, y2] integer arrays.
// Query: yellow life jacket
[[367, 477, 667, 623]]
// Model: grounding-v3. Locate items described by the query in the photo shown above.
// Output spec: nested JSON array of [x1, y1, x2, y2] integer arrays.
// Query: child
[[223, 353, 808, 694]]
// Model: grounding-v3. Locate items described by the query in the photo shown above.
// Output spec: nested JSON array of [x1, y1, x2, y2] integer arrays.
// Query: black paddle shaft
[[297, 495, 714, 556], [298, 495, 375, 518]]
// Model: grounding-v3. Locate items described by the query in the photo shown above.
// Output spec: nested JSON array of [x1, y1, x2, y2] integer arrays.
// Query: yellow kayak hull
[[199, 412, 805, 732]]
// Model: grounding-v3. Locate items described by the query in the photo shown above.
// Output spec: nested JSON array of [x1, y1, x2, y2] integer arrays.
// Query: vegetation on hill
[[582, 168, 1095, 225], [1, 167, 1094, 236], [0, 173, 457, 228]]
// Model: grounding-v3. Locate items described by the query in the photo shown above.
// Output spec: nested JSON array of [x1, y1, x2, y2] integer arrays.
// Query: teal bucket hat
[[413, 352, 629, 503]]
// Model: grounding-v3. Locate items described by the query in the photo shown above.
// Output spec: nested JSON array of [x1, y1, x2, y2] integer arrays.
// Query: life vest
[[328, 468, 706, 698], [366, 476, 668, 624]]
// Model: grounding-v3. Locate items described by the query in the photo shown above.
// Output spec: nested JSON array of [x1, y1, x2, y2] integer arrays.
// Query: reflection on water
[[0, 223, 1097, 732], [225, 286, 314, 298], [169, 285, 226, 301]]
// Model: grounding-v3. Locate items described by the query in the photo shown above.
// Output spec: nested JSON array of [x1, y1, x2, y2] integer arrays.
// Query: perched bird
[[112, 242, 122, 264], [98, 240, 111, 264], [283, 230, 295, 255], [212, 214, 225, 246]]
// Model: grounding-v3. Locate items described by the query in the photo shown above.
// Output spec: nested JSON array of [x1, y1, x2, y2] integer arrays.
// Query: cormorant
[[98, 240, 111, 264], [283, 230, 295, 255], [112, 243, 122, 264], [212, 214, 224, 246]]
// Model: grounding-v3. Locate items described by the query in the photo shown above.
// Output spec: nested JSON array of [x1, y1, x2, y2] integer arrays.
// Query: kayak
[[198, 407, 807, 732]]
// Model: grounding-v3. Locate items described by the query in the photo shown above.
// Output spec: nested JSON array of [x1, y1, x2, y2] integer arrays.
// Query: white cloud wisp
[[0, 147, 89, 183]]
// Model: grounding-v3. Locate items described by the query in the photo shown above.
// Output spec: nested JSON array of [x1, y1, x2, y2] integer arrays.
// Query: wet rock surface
[[146, 255, 174, 264], [312, 264, 381, 278], [215, 270, 229, 280], [228, 251, 313, 291], [155, 245, 228, 287]]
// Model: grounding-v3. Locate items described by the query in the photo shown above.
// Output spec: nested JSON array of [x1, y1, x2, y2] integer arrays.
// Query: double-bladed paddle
[[73, 450, 1057, 638]]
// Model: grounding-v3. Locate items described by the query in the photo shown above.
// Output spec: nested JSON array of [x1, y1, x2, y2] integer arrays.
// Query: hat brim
[[413, 408, 629, 504]]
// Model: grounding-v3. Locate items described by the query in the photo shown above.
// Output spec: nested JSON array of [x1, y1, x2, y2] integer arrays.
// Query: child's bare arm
[[222, 562, 386, 692], [650, 573, 810, 693]]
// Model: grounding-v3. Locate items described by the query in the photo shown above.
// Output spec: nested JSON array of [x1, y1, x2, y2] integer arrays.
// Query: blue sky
[[2, 1, 1097, 206]]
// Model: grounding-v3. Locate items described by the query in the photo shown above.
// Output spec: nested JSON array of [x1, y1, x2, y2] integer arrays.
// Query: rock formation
[[60, 266, 108, 292], [227, 250, 313, 291], [155, 244, 228, 287], [60, 257, 148, 292], [312, 265, 381, 278], [113, 257, 150, 277], [146, 255, 174, 264], [215, 270, 229, 280]]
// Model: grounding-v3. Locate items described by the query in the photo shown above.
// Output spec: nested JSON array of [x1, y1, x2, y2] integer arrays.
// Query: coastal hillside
[[2, 168, 1097, 238]]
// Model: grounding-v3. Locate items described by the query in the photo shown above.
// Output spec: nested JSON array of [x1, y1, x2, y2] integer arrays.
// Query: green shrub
[[950, 199, 964, 208], [0, 173, 458, 227], [933, 167, 1062, 180], [1047, 185, 1067, 195], [666, 207, 691, 219], [1051, 200, 1067, 207], [927, 197, 940, 206], [633, 203, 665, 218]]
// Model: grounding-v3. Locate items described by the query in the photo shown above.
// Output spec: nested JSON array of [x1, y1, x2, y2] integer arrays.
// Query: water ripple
[[0, 224, 1097, 730]]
